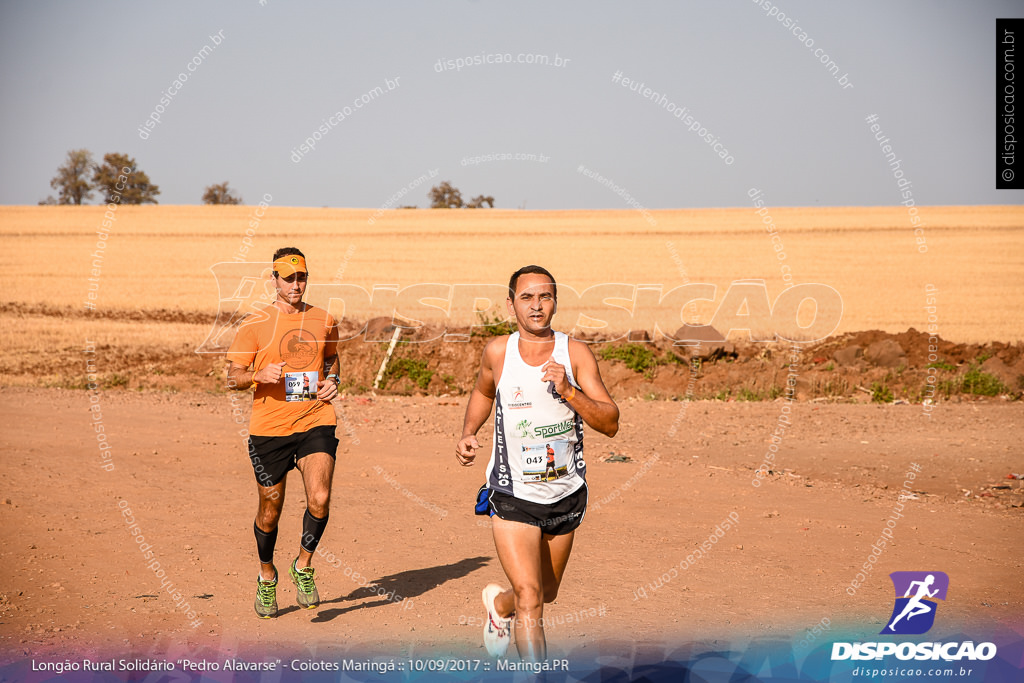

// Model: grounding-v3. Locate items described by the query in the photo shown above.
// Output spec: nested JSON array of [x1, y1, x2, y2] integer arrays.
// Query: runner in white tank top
[[485, 330, 586, 505], [455, 266, 620, 662]]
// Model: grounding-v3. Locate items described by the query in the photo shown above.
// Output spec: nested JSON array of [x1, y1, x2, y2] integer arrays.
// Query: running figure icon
[[888, 574, 938, 631]]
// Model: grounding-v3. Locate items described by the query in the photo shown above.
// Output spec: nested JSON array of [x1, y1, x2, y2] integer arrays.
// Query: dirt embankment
[[2, 304, 1022, 403]]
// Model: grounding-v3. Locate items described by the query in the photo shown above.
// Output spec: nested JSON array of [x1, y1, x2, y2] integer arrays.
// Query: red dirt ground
[[0, 387, 1021, 664]]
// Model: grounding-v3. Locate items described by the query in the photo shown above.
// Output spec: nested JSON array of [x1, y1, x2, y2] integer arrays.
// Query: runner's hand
[[456, 435, 480, 466], [316, 378, 338, 402], [254, 362, 286, 384], [541, 359, 570, 396]]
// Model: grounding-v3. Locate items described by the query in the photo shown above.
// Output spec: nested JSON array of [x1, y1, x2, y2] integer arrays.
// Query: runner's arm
[[316, 354, 341, 401], [226, 323, 259, 390], [227, 361, 284, 389], [226, 361, 257, 390], [322, 316, 340, 383], [324, 355, 339, 378], [565, 340, 619, 437], [456, 339, 500, 464], [316, 316, 342, 401]]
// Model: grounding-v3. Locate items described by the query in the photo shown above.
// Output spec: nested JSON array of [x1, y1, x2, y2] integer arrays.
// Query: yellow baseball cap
[[273, 254, 307, 277]]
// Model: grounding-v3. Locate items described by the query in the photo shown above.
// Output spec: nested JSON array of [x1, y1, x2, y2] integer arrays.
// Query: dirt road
[[0, 388, 1020, 664]]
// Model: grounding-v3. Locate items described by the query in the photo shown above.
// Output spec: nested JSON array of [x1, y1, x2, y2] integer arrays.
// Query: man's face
[[273, 270, 307, 305], [507, 273, 556, 335]]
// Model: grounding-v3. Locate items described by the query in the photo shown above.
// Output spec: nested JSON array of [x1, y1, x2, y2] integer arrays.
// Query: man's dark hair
[[508, 265, 557, 300], [272, 247, 306, 277], [273, 246, 305, 261]]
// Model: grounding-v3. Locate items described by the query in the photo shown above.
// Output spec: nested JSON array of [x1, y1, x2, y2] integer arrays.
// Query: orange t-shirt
[[227, 304, 339, 436]]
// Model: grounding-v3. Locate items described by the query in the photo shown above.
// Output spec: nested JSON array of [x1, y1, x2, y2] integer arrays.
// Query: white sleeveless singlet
[[485, 332, 586, 504]]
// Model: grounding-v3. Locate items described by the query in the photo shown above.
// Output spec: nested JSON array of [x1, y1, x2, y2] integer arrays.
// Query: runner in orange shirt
[[227, 247, 341, 618], [544, 444, 557, 482]]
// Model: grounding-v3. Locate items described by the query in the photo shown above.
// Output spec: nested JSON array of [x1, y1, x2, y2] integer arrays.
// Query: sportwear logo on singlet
[[514, 419, 532, 439], [533, 419, 574, 439]]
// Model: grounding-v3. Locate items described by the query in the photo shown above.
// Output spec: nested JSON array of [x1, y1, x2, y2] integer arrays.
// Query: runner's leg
[[255, 480, 286, 580], [492, 516, 546, 661], [295, 451, 335, 568], [540, 530, 575, 604]]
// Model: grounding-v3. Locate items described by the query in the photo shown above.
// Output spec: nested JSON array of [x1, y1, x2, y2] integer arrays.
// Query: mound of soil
[[2, 303, 1021, 403]]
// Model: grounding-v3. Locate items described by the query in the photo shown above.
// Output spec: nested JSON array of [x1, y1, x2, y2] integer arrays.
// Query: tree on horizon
[[46, 149, 94, 205], [429, 181, 464, 208], [428, 181, 494, 209], [93, 153, 160, 204], [466, 194, 494, 208], [202, 182, 243, 205]]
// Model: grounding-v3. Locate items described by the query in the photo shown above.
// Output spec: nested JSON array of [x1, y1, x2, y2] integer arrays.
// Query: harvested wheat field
[[1, 205, 1022, 680], [2, 204, 1023, 342]]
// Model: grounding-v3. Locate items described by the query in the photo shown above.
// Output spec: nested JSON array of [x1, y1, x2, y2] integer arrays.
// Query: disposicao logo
[[881, 571, 948, 635], [831, 571, 997, 663]]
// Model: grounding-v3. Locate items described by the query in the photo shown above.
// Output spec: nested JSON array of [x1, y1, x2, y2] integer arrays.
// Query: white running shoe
[[481, 583, 512, 657]]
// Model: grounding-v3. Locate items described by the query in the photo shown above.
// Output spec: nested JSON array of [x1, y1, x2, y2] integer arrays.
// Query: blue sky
[[1, 0, 1020, 208]]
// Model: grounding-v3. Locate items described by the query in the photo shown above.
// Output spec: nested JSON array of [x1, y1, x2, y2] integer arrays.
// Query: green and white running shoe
[[289, 557, 320, 608], [254, 572, 278, 618]]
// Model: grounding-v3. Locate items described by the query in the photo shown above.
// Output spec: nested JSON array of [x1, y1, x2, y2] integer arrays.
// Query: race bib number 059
[[285, 371, 318, 402]]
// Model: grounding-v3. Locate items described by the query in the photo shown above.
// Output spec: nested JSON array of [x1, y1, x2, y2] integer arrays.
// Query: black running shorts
[[487, 484, 588, 536], [247, 424, 339, 487]]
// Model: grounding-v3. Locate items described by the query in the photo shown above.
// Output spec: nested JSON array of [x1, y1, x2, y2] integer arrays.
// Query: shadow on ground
[[311, 555, 492, 622]]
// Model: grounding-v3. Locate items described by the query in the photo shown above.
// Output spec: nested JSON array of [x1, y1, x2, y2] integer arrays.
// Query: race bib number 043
[[519, 441, 570, 483]]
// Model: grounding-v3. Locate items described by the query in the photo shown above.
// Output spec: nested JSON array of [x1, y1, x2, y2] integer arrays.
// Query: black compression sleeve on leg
[[254, 521, 278, 564], [301, 509, 329, 553]]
